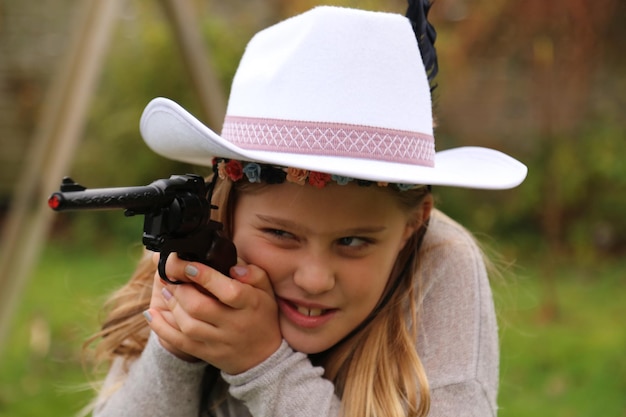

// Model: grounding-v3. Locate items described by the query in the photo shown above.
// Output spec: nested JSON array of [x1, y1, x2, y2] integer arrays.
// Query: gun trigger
[[158, 252, 184, 285]]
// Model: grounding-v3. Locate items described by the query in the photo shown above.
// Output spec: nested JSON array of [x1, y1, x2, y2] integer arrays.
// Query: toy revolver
[[48, 174, 237, 284]]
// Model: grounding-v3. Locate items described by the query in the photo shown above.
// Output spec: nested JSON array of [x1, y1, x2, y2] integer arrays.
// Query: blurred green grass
[[496, 259, 626, 417], [1, 243, 625, 416], [0, 243, 142, 417]]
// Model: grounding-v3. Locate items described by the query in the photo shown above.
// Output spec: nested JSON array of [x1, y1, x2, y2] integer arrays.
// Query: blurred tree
[[431, 0, 625, 257], [428, 0, 625, 321]]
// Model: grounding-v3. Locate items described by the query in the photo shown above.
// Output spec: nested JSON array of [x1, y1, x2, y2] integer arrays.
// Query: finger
[[163, 283, 225, 327], [143, 308, 202, 363], [183, 262, 249, 309], [230, 264, 274, 295], [162, 284, 232, 344], [150, 279, 179, 330]]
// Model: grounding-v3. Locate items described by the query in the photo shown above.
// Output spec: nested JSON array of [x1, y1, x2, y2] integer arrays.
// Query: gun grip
[[201, 236, 238, 276], [157, 227, 238, 283]]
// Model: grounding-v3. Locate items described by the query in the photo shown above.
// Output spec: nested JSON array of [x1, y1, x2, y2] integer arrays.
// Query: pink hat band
[[221, 116, 436, 166]]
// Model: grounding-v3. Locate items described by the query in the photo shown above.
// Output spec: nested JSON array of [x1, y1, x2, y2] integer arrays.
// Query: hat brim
[[140, 98, 527, 190]]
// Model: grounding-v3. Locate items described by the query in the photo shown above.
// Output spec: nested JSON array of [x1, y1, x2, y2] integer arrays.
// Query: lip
[[277, 297, 338, 329]]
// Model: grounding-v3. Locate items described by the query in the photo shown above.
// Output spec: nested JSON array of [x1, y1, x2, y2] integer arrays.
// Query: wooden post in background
[[160, 0, 226, 127], [0, 0, 123, 354]]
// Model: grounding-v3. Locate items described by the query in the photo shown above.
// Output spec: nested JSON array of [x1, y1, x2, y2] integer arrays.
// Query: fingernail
[[143, 310, 153, 323], [233, 266, 248, 277], [185, 264, 199, 277], [162, 287, 173, 301]]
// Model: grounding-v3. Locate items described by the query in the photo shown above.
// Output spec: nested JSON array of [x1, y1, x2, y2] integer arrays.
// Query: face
[[232, 182, 427, 354]]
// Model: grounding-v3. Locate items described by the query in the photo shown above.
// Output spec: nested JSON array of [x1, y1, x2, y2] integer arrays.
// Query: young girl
[[89, 4, 527, 417]]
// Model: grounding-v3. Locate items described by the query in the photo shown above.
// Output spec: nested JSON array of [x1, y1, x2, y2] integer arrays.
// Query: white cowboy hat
[[140, 6, 527, 189]]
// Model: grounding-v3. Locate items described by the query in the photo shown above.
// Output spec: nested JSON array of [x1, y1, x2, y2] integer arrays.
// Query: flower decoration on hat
[[214, 158, 426, 191]]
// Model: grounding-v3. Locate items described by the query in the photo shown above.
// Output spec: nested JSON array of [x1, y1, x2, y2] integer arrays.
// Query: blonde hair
[[319, 228, 431, 417], [86, 176, 432, 417], [84, 250, 153, 367]]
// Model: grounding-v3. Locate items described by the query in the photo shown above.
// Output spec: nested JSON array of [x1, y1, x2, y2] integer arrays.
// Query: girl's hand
[[145, 253, 282, 375]]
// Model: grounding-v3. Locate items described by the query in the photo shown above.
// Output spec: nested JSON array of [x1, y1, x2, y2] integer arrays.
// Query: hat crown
[[225, 6, 433, 137]]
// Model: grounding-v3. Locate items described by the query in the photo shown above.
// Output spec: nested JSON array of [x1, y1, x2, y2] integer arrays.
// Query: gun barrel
[[48, 185, 170, 212]]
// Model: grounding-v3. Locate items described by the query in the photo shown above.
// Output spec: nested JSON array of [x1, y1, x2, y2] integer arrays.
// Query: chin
[[284, 336, 327, 354], [281, 328, 337, 355]]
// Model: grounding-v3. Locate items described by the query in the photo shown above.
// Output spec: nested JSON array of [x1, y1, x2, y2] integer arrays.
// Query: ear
[[418, 193, 433, 225], [400, 193, 434, 245]]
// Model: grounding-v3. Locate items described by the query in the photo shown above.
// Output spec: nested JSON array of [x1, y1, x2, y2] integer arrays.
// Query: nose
[[292, 251, 336, 295]]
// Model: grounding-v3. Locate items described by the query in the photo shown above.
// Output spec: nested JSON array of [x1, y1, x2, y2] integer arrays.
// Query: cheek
[[352, 242, 407, 298], [340, 257, 394, 301], [232, 233, 287, 283]]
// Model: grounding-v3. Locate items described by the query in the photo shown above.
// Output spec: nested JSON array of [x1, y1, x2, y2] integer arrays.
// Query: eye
[[263, 228, 295, 240], [337, 236, 371, 248]]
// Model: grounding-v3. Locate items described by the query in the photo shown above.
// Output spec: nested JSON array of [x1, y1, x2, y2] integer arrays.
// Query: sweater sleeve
[[416, 211, 500, 416], [221, 340, 341, 417], [93, 331, 209, 417]]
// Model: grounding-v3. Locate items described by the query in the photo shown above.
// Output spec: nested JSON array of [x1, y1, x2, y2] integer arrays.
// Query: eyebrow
[[256, 214, 387, 235]]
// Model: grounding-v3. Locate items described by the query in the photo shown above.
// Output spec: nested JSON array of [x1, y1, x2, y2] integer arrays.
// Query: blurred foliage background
[[0, 0, 625, 416]]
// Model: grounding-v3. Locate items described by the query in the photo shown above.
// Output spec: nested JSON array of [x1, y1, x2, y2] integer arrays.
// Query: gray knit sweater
[[94, 210, 499, 416]]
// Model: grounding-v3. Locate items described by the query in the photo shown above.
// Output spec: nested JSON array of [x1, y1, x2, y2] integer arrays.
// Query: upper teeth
[[296, 306, 324, 317]]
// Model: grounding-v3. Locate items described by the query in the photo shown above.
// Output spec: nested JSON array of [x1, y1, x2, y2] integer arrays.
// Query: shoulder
[[423, 209, 481, 251], [414, 209, 499, 408], [419, 209, 486, 291]]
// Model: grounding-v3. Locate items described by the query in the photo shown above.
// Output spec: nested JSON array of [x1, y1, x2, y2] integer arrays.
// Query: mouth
[[277, 298, 337, 328], [295, 305, 327, 317]]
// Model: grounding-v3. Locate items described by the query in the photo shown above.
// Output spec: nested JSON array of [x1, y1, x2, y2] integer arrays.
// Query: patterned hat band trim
[[221, 116, 436, 167], [214, 158, 429, 191]]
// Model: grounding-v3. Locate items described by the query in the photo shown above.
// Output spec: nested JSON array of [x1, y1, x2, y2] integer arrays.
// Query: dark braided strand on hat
[[406, 0, 439, 92]]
